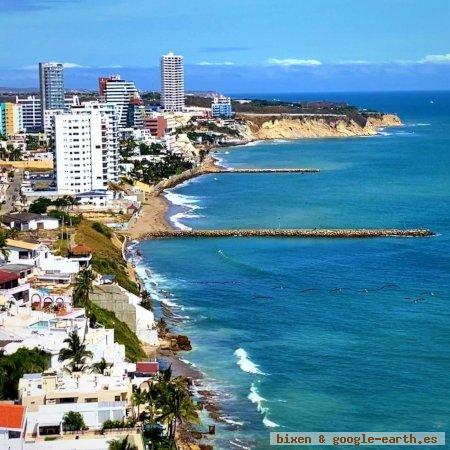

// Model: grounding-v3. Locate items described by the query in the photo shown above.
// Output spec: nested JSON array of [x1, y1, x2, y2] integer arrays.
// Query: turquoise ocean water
[[136, 92, 450, 449]]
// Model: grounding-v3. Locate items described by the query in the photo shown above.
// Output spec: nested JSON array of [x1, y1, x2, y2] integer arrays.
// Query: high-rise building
[[0, 104, 6, 137], [102, 75, 142, 129], [52, 101, 120, 194], [211, 95, 233, 118], [161, 52, 185, 112], [39, 62, 65, 123], [15, 96, 42, 131], [0, 103, 24, 137]]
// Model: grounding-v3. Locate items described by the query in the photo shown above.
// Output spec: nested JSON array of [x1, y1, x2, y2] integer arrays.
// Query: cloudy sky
[[1, 0, 450, 92]]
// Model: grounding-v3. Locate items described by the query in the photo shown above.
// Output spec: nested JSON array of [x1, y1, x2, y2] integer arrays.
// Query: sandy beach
[[127, 194, 172, 239], [126, 155, 223, 240]]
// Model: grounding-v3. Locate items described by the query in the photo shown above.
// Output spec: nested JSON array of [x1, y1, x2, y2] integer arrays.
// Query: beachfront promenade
[[143, 229, 434, 239]]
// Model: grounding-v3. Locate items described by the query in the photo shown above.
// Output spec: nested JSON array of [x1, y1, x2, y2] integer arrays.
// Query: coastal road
[[2, 169, 23, 213]]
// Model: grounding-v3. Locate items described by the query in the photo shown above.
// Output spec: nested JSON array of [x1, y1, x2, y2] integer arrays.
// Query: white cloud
[[420, 53, 450, 64], [267, 58, 322, 66], [337, 59, 372, 65], [196, 61, 235, 66], [62, 62, 90, 69]]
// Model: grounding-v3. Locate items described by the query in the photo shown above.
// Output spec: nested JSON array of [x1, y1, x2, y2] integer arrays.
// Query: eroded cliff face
[[234, 113, 402, 141]]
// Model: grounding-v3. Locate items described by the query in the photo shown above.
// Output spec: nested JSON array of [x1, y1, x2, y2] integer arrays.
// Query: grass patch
[[75, 220, 139, 295], [92, 221, 112, 238], [90, 303, 146, 362]]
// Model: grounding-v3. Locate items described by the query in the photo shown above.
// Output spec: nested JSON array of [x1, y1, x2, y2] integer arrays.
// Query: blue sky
[[1, 0, 450, 92]]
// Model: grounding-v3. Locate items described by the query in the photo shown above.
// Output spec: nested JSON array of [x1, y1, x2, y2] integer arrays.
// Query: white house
[[19, 371, 131, 436], [4, 239, 81, 274], [2, 212, 59, 231]]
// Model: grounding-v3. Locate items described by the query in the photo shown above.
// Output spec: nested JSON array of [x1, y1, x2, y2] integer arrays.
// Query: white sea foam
[[230, 440, 251, 450], [248, 383, 280, 428], [164, 191, 202, 209], [169, 212, 193, 230], [263, 416, 280, 428], [180, 357, 197, 368], [248, 383, 266, 411], [377, 131, 392, 136], [235, 348, 265, 375], [408, 122, 431, 126], [221, 416, 245, 426]]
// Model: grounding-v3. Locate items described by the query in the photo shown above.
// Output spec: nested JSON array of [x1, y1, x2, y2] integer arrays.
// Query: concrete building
[[16, 95, 42, 131], [19, 371, 131, 435], [102, 75, 142, 128], [0, 103, 5, 136], [161, 52, 185, 112], [211, 95, 233, 118], [0, 269, 30, 303], [0, 103, 24, 136], [2, 212, 59, 231], [145, 112, 167, 139], [52, 101, 120, 194], [52, 112, 104, 194], [0, 404, 27, 440], [71, 101, 120, 184], [39, 62, 65, 123], [16, 95, 79, 133]]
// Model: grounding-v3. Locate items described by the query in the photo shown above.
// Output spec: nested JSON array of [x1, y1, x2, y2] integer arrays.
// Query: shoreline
[[122, 122, 406, 447], [126, 155, 225, 240]]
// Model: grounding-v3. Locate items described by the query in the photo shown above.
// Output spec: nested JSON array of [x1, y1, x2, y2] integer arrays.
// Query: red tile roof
[[70, 244, 92, 255], [0, 270, 19, 283], [136, 361, 159, 374], [0, 404, 26, 430]]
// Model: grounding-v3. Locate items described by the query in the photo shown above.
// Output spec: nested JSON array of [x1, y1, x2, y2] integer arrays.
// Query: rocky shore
[[123, 110, 407, 448]]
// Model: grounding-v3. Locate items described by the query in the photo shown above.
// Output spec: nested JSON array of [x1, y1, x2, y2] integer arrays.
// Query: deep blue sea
[[137, 92, 450, 449]]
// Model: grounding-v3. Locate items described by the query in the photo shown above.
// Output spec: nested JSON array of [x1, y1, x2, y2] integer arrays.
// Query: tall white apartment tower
[[39, 62, 64, 125], [102, 75, 141, 128], [161, 52, 185, 112], [53, 102, 120, 194]]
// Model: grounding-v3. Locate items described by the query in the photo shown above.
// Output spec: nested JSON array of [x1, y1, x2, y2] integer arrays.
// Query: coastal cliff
[[234, 113, 402, 141]]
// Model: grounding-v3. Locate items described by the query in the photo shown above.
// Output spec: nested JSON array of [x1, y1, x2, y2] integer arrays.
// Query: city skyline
[[0, 0, 449, 92]]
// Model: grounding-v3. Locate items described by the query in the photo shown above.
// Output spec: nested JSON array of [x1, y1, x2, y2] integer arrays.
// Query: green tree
[[0, 347, 50, 399], [29, 197, 52, 214], [91, 357, 111, 375], [58, 332, 93, 373], [62, 411, 86, 431], [72, 267, 95, 308], [0, 230, 10, 261], [156, 379, 200, 444], [131, 385, 147, 419], [26, 135, 39, 151], [108, 436, 137, 450]]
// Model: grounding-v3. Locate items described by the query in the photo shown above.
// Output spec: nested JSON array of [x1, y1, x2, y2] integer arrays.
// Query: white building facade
[[161, 52, 185, 112], [16, 96, 42, 131], [52, 102, 120, 194], [103, 75, 141, 129]]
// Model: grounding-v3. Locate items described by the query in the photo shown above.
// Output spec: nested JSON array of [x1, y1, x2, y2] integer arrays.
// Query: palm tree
[[72, 267, 95, 308], [108, 436, 137, 450], [156, 378, 199, 444], [91, 357, 111, 375], [58, 331, 93, 373], [131, 385, 147, 420]]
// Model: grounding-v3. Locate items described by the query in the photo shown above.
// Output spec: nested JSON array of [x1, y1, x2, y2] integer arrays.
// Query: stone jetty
[[142, 229, 434, 239], [209, 168, 320, 174]]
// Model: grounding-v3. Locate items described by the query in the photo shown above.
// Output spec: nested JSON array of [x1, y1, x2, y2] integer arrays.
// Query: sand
[[127, 193, 172, 239]]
